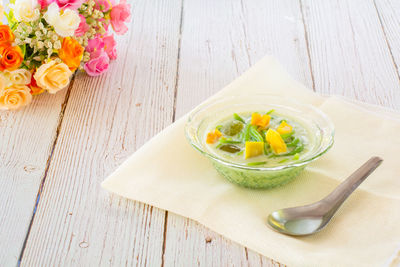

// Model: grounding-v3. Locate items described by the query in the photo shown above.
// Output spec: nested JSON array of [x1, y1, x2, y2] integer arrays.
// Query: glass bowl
[[184, 95, 335, 189]]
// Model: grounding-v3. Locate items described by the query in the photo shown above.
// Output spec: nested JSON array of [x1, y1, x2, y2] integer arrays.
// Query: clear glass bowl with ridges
[[185, 95, 334, 189]]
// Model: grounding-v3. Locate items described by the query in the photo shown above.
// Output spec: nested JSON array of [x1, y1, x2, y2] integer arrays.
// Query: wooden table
[[1, 0, 399, 266]]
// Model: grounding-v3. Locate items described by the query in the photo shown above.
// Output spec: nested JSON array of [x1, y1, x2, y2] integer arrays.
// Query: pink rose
[[75, 15, 90, 37], [103, 34, 117, 60], [85, 37, 105, 54], [84, 51, 110, 76], [38, 0, 54, 9], [110, 0, 131, 35], [99, 18, 110, 31], [56, 0, 84, 10], [94, 0, 115, 12]]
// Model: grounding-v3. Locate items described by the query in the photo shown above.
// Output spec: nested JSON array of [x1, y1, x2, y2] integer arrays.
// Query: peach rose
[[0, 83, 32, 110], [0, 74, 6, 90], [58, 37, 84, 71], [34, 61, 72, 94]]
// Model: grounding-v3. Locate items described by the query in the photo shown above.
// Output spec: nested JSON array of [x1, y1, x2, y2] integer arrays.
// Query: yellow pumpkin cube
[[250, 112, 271, 128], [245, 141, 264, 159], [277, 121, 293, 135], [206, 129, 222, 144], [265, 129, 287, 154]]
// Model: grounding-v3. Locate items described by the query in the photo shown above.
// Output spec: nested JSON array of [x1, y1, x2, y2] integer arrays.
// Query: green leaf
[[233, 113, 245, 123], [249, 125, 264, 142], [247, 161, 267, 166], [287, 137, 300, 147], [243, 124, 252, 142], [5, 8, 16, 26], [280, 130, 295, 140], [218, 137, 242, 144], [20, 44, 26, 58]]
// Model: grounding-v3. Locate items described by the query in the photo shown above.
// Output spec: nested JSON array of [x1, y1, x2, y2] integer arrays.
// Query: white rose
[[44, 3, 80, 37], [0, 0, 4, 22], [2, 69, 32, 87], [13, 0, 40, 22]]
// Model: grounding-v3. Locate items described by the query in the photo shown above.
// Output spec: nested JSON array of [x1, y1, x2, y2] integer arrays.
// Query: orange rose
[[0, 25, 14, 44], [29, 73, 44, 95], [0, 44, 23, 71], [58, 37, 84, 71]]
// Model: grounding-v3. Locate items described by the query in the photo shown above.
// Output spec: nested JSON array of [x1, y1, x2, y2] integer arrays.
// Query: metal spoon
[[267, 156, 383, 236]]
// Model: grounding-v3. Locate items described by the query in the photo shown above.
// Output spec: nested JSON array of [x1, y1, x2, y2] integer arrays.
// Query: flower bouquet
[[0, 0, 131, 110]]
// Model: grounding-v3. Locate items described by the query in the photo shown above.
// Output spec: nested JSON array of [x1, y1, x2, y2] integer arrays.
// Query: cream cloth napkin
[[102, 56, 400, 267]]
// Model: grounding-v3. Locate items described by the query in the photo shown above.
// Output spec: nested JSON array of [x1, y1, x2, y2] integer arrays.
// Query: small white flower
[[12, 0, 40, 22], [37, 41, 44, 49], [53, 40, 61, 50], [44, 3, 80, 37]]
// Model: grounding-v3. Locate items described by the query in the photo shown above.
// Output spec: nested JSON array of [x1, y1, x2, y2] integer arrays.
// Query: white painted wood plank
[[20, 0, 182, 265], [0, 0, 70, 264], [374, 0, 400, 80], [0, 80, 68, 266], [301, 0, 400, 109], [165, 0, 312, 266], [174, 0, 313, 118], [163, 218, 249, 266]]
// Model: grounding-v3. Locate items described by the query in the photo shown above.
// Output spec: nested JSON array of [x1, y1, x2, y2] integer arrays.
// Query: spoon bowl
[[267, 157, 383, 236]]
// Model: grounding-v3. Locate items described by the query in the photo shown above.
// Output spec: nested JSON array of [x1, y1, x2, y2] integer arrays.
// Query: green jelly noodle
[[205, 110, 312, 167]]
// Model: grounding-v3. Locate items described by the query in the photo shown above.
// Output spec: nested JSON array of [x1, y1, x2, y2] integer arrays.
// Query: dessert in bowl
[[185, 95, 334, 189]]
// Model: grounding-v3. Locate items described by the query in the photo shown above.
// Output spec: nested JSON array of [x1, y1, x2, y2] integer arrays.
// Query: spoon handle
[[322, 156, 383, 214]]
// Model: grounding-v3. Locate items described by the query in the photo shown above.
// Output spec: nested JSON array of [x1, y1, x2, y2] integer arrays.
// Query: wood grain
[[165, 0, 312, 265], [0, 89, 68, 265], [20, 0, 182, 265], [300, 0, 400, 109], [373, 0, 400, 83]]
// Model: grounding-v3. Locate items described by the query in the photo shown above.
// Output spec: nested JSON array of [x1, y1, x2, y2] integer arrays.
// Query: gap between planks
[[17, 74, 76, 264], [161, 0, 185, 266], [299, 0, 316, 91], [372, 0, 400, 84]]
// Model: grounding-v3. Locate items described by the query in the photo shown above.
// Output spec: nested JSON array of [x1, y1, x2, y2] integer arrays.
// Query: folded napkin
[[102, 56, 400, 267]]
